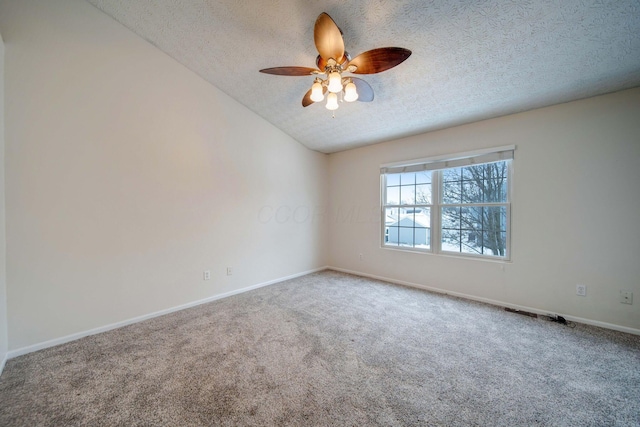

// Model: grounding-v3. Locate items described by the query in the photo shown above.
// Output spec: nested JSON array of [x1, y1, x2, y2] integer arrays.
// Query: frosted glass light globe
[[327, 71, 343, 93], [325, 92, 339, 110], [310, 81, 324, 102], [344, 82, 358, 102]]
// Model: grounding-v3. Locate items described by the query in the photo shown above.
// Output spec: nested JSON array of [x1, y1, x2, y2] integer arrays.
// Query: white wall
[[329, 88, 640, 331], [0, 0, 328, 351], [0, 31, 8, 369], [0, 0, 637, 357]]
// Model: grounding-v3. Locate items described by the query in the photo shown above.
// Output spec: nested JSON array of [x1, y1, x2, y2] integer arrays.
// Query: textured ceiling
[[86, 0, 640, 153]]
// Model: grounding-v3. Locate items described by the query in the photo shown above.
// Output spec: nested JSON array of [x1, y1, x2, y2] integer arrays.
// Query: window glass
[[400, 185, 415, 205], [382, 177, 432, 250], [386, 174, 400, 186], [382, 156, 511, 259]]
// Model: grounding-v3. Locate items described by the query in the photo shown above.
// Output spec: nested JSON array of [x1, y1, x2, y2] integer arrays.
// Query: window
[[381, 146, 513, 259], [383, 171, 432, 249]]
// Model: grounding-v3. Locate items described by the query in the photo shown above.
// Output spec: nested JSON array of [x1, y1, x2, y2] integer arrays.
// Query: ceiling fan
[[259, 12, 411, 112]]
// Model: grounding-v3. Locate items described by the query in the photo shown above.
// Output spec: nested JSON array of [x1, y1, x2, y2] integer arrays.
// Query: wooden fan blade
[[314, 13, 344, 63], [302, 86, 328, 107], [302, 89, 314, 107], [259, 66, 318, 76], [351, 77, 374, 102], [348, 47, 412, 74]]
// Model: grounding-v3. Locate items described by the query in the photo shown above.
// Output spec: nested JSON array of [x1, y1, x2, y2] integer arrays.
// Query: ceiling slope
[[87, 0, 640, 153]]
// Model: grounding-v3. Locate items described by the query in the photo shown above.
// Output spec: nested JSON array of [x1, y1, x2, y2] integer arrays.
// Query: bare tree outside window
[[382, 151, 512, 259], [439, 162, 508, 256]]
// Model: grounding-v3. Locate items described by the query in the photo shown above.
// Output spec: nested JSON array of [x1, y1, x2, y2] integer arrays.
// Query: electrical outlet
[[226, 267, 233, 276], [203, 270, 211, 280], [576, 284, 586, 296], [620, 291, 633, 305], [359, 253, 363, 261]]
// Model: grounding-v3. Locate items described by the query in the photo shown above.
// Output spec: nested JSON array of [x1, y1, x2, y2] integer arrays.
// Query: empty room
[[0, 0, 639, 425]]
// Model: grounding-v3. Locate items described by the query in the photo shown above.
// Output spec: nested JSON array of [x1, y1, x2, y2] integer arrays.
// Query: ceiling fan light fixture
[[259, 13, 411, 111], [326, 92, 339, 110], [327, 71, 343, 93], [344, 81, 358, 102], [310, 80, 324, 102]]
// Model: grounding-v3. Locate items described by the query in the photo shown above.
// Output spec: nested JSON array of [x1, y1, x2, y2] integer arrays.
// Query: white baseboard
[[8, 264, 636, 361], [328, 266, 640, 336], [7, 266, 329, 360]]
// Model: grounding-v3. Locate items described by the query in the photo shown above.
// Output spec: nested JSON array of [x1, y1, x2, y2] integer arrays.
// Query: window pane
[[460, 207, 483, 232], [443, 168, 461, 182], [485, 162, 507, 180], [443, 205, 507, 257], [462, 180, 483, 203], [465, 230, 482, 247], [484, 206, 507, 231], [483, 232, 507, 256], [443, 180, 461, 204], [386, 173, 400, 186], [400, 173, 415, 185], [484, 206, 507, 233], [384, 207, 431, 250], [400, 185, 415, 205], [462, 165, 484, 181], [382, 157, 509, 259], [442, 229, 461, 252], [396, 227, 414, 246], [416, 171, 431, 184], [385, 208, 399, 225], [414, 227, 429, 248], [386, 226, 400, 246], [461, 232, 483, 255], [416, 184, 431, 204], [402, 209, 415, 224], [460, 206, 485, 254], [416, 207, 430, 224], [386, 186, 399, 205], [441, 207, 460, 229], [483, 178, 507, 202], [454, 163, 509, 203]]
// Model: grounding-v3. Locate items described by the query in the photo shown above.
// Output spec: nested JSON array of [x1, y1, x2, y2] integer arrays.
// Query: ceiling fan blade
[[351, 77, 374, 102], [259, 66, 318, 76], [314, 13, 344, 63], [348, 47, 412, 74], [302, 89, 314, 107]]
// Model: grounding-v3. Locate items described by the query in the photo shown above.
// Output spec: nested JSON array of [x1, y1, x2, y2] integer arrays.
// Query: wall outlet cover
[[620, 291, 633, 305], [576, 284, 587, 296]]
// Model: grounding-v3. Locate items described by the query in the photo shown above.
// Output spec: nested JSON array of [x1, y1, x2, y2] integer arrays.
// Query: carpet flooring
[[0, 270, 639, 426]]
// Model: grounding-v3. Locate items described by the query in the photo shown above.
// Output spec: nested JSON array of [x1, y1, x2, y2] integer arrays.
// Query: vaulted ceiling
[[86, 0, 640, 153]]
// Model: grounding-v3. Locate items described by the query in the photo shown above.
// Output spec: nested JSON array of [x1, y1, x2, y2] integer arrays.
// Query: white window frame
[[381, 175, 433, 250], [380, 145, 514, 261]]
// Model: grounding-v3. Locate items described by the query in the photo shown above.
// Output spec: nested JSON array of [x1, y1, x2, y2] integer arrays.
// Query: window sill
[[381, 244, 512, 263]]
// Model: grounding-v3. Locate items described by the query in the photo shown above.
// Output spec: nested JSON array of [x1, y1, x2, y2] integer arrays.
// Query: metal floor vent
[[504, 307, 538, 318]]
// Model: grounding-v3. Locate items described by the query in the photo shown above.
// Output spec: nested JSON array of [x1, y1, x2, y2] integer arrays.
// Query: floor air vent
[[504, 307, 538, 318]]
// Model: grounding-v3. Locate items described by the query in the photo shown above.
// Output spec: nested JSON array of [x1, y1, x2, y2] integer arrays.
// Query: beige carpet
[[0, 270, 639, 426]]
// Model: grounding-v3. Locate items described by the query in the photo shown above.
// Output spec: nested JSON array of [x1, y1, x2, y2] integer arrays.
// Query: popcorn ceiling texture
[[86, 0, 640, 153]]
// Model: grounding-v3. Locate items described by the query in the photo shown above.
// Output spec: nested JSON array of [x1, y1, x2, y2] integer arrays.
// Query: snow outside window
[[381, 146, 513, 260]]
